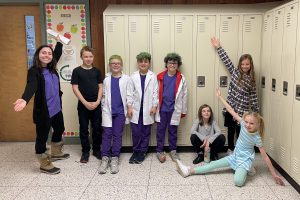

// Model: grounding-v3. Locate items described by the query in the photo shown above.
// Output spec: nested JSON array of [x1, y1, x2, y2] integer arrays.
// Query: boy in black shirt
[[71, 46, 103, 163]]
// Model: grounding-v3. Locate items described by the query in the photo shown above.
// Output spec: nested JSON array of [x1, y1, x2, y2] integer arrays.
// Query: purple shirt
[[111, 76, 124, 116], [42, 68, 61, 118], [161, 73, 176, 112], [140, 74, 146, 111]]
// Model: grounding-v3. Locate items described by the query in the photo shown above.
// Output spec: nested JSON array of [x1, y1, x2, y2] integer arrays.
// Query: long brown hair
[[32, 45, 57, 73], [242, 112, 265, 139], [198, 104, 214, 126], [238, 54, 256, 87]]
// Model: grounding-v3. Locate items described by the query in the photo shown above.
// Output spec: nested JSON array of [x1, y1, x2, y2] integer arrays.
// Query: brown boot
[[51, 141, 70, 161], [36, 153, 60, 175]]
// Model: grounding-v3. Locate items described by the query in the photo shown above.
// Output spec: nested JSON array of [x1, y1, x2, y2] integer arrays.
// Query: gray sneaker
[[248, 166, 256, 176], [169, 150, 180, 161], [110, 157, 119, 174], [98, 156, 109, 174]]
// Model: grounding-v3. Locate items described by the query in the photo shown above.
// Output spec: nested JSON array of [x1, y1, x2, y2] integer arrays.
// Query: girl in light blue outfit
[[175, 89, 285, 187]]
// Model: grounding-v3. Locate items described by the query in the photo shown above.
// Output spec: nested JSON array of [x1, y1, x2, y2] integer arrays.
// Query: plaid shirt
[[217, 47, 259, 117]]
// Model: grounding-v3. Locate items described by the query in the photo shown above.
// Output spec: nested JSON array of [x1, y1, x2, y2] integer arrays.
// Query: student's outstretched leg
[[234, 167, 247, 187], [176, 157, 230, 178]]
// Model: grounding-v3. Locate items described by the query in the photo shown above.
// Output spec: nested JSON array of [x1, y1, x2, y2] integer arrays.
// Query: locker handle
[[261, 76, 265, 88], [296, 85, 300, 100], [283, 81, 288, 96], [272, 78, 276, 92], [220, 76, 228, 87], [197, 76, 205, 87]]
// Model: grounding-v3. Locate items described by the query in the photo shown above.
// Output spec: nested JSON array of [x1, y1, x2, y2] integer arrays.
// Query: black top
[[71, 66, 103, 102], [21, 42, 63, 124]]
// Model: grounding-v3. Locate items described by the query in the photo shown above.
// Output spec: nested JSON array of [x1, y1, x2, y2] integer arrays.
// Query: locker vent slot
[[198, 21, 205, 32], [280, 146, 286, 161], [244, 20, 252, 32], [286, 12, 291, 27], [264, 19, 268, 32], [107, 21, 114, 32], [292, 157, 299, 174], [176, 21, 183, 34], [153, 21, 160, 33], [274, 16, 279, 30], [222, 21, 229, 32], [130, 21, 137, 33]]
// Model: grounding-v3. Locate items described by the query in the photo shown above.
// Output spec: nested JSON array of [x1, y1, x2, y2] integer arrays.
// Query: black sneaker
[[80, 152, 89, 163], [129, 152, 137, 164], [92, 151, 102, 160], [193, 153, 204, 164], [135, 152, 146, 164]]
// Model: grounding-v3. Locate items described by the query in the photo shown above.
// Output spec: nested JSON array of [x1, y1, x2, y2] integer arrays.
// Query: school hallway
[[0, 142, 299, 200]]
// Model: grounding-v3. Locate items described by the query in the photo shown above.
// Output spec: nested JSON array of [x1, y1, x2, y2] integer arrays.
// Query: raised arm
[[211, 37, 235, 75], [215, 88, 241, 122]]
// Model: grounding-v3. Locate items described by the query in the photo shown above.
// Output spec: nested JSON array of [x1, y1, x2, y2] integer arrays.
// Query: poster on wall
[[25, 16, 36, 69], [45, 4, 87, 82]]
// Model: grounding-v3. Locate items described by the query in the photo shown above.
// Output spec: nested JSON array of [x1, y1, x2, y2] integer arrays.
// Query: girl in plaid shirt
[[211, 37, 259, 153]]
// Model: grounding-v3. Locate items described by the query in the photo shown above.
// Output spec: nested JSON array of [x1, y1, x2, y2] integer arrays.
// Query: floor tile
[[15, 186, 86, 200], [0, 187, 25, 200], [270, 185, 300, 200], [80, 185, 148, 200], [209, 185, 278, 200], [147, 185, 212, 200]]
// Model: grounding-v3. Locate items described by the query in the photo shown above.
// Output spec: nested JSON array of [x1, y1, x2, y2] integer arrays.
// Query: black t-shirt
[[71, 66, 103, 101]]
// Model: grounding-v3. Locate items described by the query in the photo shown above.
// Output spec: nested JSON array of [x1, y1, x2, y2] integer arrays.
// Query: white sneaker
[[248, 166, 256, 176], [175, 159, 190, 178], [98, 156, 109, 174], [110, 157, 119, 174]]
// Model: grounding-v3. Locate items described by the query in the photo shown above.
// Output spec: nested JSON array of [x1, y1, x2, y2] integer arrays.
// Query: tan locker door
[[128, 15, 149, 73], [174, 15, 193, 145], [260, 12, 273, 154], [150, 15, 171, 145], [125, 15, 149, 146], [0, 5, 41, 141], [242, 14, 262, 85], [278, 2, 298, 172], [269, 8, 284, 162], [151, 15, 171, 73], [291, 2, 300, 184], [196, 15, 217, 127], [218, 15, 239, 142], [104, 15, 126, 72], [193, 15, 218, 128]]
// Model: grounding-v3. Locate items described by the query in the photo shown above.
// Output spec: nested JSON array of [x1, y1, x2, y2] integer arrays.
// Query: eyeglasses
[[167, 62, 178, 65], [110, 62, 121, 65]]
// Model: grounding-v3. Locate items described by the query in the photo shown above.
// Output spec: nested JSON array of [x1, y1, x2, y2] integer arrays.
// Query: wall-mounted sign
[[25, 16, 36, 69]]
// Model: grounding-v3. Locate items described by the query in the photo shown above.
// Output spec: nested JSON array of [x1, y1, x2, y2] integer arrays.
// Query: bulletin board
[[45, 3, 87, 82]]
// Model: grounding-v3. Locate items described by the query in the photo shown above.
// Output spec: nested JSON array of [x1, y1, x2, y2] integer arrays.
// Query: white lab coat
[[155, 72, 188, 126], [101, 72, 130, 127], [127, 70, 158, 125]]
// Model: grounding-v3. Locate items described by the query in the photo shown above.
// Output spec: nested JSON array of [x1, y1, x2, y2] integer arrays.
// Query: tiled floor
[[0, 142, 299, 200]]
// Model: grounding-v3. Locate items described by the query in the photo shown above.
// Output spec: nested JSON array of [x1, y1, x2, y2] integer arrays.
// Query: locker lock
[[296, 85, 300, 100], [272, 78, 276, 92], [220, 76, 228, 87], [283, 81, 288, 96], [261, 76, 265, 88], [197, 76, 205, 87]]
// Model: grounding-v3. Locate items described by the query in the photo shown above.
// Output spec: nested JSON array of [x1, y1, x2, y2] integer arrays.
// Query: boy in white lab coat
[[155, 53, 188, 163], [99, 55, 130, 174], [127, 52, 158, 164]]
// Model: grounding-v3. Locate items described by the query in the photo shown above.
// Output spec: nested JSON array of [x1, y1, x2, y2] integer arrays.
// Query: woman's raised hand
[[211, 37, 221, 48]]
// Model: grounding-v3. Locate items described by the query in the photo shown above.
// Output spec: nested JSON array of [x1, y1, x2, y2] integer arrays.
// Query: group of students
[[14, 36, 285, 187]]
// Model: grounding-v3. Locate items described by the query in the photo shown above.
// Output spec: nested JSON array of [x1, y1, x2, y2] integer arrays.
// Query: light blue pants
[[194, 157, 248, 187]]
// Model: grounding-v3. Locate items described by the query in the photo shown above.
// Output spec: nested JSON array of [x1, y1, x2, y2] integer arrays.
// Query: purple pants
[[156, 111, 178, 152], [102, 114, 125, 157], [131, 113, 151, 153]]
